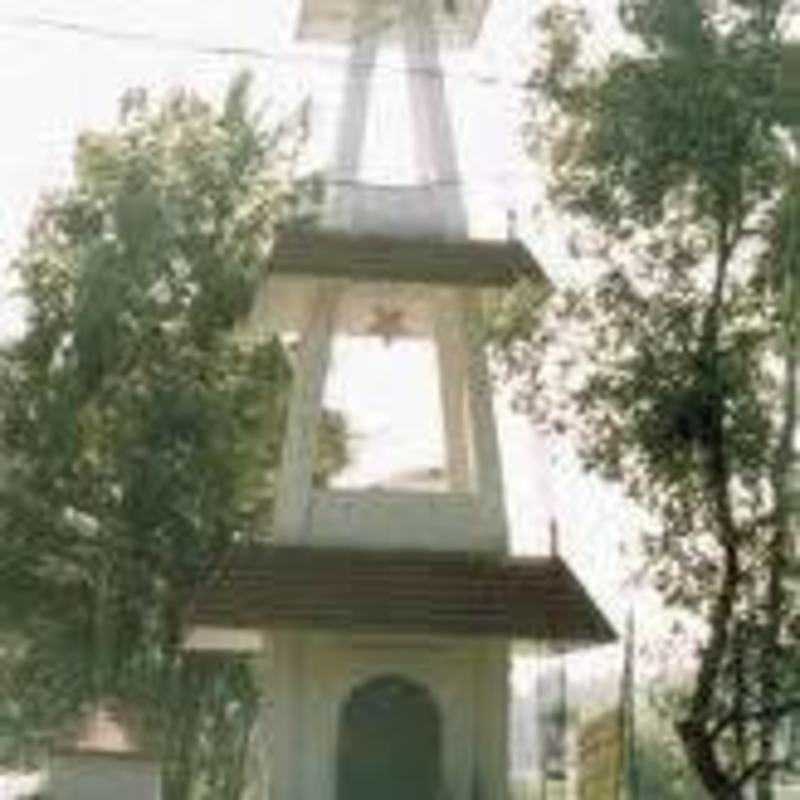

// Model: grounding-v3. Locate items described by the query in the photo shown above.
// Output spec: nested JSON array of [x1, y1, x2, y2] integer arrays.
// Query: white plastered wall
[[269, 629, 509, 800]]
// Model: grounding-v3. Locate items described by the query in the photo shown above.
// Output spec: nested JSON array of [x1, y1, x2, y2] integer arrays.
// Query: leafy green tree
[[489, 1, 800, 797], [0, 73, 345, 798], [635, 690, 708, 800]]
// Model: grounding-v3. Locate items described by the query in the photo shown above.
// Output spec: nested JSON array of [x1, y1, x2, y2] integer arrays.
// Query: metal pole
[[622, 605, 639, 800]]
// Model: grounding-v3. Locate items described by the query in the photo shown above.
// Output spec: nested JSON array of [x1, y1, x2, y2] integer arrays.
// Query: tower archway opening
[[337, 674, 442, 800]]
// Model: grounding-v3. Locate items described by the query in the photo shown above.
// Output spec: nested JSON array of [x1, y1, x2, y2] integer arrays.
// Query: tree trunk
[[677, 718, 742, 800]]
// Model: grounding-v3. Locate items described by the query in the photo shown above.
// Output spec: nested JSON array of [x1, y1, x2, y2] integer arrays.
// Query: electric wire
[[0, 12, 542, 93], [0, 11, 551, 250]]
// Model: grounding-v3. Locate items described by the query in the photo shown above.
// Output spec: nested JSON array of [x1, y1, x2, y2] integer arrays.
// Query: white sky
[[0, 0, 651, 656]]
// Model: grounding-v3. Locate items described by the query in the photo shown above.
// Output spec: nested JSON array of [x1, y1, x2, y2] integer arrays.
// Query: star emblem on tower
[[366, 305, 408, 345]]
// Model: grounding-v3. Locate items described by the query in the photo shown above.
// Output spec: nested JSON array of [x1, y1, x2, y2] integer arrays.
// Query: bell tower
[[260, 0, 510, 556], [184, 2, 616, 797]]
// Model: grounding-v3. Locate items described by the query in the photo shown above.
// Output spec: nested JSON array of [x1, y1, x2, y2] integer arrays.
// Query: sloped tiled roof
[[269, 228, 546, 288], [185, 544, 616, 646]]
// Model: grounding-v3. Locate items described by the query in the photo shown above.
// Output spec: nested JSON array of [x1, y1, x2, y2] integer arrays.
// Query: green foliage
[[635, 693, 709, 800], [0, 72, 344, 797], [492, 1, 800, 797]]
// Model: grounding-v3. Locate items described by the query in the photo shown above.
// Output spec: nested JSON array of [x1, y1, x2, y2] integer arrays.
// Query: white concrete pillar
[[271, 632, 305, 800], [474, 641, 511, 798], [464, 303, 509, 551], [330, 30, 378, 231], [435, 291, 471, 492], [273, 285, 340, 542], [402, 0, 468, 239]]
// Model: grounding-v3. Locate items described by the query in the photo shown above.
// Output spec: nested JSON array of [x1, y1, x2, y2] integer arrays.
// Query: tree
[[489, 1, 800, 797], [0, 73, 346, 798], [622, 684, 708, 800]]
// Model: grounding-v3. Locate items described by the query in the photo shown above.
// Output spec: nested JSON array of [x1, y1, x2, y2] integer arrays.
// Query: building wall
[[324, 185, 467, 241], [269, 630, 509, 799], [310, 488, 501, 551], [50, 754, 160, 800]]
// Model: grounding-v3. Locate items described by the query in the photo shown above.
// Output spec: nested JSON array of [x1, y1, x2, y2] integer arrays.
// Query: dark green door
[[337, 676, 441, 800]]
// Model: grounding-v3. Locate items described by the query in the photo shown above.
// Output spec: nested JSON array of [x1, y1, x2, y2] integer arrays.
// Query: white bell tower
[[260, 0, 514, 556], [319, 0, 474, 239], [184, 3, 616, 798]]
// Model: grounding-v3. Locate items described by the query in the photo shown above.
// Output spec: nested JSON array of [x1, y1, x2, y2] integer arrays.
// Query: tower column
[[273, 285, 340, 542], [435, 292, 471, 492], [464, 301, 508, 551], [330, 28, 378, 232], [271, 632, 304, 800], [474, 642, 511, 797], [403, 0, 468, 239]]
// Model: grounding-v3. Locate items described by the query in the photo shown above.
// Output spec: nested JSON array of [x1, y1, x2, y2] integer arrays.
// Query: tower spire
[[327, 0, 467, 239]]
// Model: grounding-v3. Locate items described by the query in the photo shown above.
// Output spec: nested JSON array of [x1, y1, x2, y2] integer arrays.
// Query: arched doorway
[[337, 675, 442, 800]]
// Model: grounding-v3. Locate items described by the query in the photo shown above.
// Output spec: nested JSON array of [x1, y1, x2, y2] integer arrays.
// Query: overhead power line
[[0, 13, 539, 93], [0, 14, 550, 205]]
